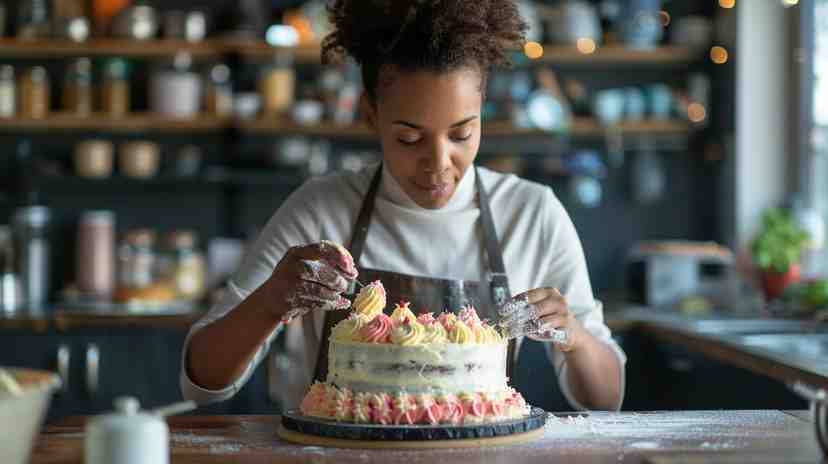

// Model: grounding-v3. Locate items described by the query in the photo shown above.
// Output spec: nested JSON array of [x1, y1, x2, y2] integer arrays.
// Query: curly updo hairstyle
[[321, 0, 528, 101]]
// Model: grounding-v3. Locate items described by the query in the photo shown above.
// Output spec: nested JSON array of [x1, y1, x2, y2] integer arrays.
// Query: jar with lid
[[258, 51, 295, 116], [204, 64, 232, 117], [117, 229, 156, 291], [0, 65, 15, 118], [100, 58, 130, 116], [63, 58, 93, 115], [149, 52, 201, 118], [163, 230, 207, 302], [18, 66, 50, 118], [77, 211, 116, 300], [17, 0, 50, 39]]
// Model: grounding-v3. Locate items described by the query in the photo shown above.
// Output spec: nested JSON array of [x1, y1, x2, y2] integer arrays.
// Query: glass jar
[[164, 230, 207, 302], [258, 51, 295, 116], [18, 66, 50, 118], [204, 64, 232, 117], [63, 58, 93, 115], [0, 65, 15, 118], [76, 211, 115, 300], [100, 58, 130, 116], [117, 229, 156, 291], [17, 0, 50, 39]]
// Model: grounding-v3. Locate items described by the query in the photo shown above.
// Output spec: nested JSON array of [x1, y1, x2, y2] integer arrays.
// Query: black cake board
[[278, 406, 547, 449]]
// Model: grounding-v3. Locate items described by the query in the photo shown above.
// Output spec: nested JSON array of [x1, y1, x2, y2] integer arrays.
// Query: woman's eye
[[452, 132, 472, 142], [398, 138, 420, 146]]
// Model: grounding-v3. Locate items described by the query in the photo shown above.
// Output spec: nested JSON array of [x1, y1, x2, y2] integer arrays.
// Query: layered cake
[[299, 281, 529, 425]]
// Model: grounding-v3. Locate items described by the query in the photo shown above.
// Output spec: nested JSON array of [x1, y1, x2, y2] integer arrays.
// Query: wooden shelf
[[0, 39, 699, 65], [534, 45, 699, 65], [0, 114, 692, 138], [0, 113, 232, 132], [240, 117, 692, 138]]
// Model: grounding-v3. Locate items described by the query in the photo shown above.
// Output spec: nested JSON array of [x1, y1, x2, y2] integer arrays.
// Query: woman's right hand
[[266, 240, 359, 323]]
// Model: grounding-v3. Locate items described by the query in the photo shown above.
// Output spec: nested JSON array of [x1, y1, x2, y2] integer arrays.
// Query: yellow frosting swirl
[[389, 319, 426, 346], [353, 392, 371, 423], [353, 281, 386, 318], [448, 320, 474, 344], [390, 302, 417, 324], [331, 313, 371, 341], [472, 324, 503, 344], [421, 322, 448, 344]]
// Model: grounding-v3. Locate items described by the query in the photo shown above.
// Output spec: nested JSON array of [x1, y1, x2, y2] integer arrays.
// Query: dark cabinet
[[1, 325, 276, 420]]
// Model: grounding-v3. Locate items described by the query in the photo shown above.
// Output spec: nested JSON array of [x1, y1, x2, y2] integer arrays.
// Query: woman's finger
[[296, 281, 340, 301], [288, 242, 358, 279]]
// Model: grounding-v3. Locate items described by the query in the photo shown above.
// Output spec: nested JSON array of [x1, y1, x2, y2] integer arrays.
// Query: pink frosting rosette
[[416, 312, 436, 325], [359, 313, 393, 343], [458, 306, 482, 326]]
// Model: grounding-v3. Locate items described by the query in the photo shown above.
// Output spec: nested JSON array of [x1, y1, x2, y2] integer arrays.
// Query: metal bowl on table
[[0, 368, 61, 464]]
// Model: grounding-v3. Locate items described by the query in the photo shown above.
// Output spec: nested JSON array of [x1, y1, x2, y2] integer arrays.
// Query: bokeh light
[[719, 0, 736, 8], [688, 103, 707, 122], [524, 41, 544, 59], [576, 38, 596, 55], [710, 46, 728, 64]]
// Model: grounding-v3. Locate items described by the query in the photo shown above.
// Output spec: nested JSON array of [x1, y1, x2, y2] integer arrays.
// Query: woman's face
[[363, 66, 483, 209]]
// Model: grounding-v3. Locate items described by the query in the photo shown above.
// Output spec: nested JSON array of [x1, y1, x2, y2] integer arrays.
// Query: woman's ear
[[360, 93, 377, 131]]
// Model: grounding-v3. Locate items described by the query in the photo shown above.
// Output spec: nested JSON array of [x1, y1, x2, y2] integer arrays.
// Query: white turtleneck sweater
[[180, 163, 626, 410]]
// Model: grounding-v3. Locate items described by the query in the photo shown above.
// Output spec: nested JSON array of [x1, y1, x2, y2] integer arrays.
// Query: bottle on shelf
[[100, 58, 131, 116], [18, 66, 50, 119], [162, 230, 207, 303], [76, 211, 116, 301], [259, 51, 295, 117], [63, 58, 94, 115], [0, 65, 15, 118], [204, 64, 233, 117]]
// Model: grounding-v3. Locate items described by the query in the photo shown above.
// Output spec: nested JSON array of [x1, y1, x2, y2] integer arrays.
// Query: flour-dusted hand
[[497, 288, 583, 351], [266, 240, 359, 323]]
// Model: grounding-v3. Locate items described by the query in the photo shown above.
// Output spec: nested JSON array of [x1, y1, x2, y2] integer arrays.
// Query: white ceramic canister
[[84, 397, 169, 464]]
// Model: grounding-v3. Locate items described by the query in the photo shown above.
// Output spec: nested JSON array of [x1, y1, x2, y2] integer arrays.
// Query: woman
[[183, 0, 625, 412]]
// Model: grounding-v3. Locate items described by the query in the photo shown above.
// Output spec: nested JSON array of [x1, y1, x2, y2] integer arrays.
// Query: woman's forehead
[[375, 67, 483, 125]]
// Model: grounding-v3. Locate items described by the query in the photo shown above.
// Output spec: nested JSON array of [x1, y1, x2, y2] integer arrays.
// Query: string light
[[576, 38, 596, 55], [719, 0, 736, 8], [710, 46, 728, 64], [524, 41, 544, 59]]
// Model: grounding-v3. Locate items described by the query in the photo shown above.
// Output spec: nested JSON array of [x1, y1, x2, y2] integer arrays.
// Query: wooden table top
[[31, 410, 823, 464]]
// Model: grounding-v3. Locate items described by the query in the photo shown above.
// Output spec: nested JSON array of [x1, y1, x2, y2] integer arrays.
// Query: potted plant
[[750, 208, 810, 300]]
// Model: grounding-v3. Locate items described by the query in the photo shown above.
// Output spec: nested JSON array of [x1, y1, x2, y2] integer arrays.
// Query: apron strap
[[312, 165, 383, 382], [474, 167, 518, 379]]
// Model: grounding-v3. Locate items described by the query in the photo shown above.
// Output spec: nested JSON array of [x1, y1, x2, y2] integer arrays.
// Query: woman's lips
[[414, 182, 452, 199]]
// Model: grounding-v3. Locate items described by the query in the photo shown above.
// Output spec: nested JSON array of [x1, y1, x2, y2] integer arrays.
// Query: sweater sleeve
[[539, 189, 627, 411]]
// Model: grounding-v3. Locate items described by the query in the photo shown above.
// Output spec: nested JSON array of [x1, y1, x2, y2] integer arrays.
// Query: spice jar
[[100, 58, 130, 116], [63, 58, 93, 115], [204, 64, 232, 117], [117, 229, 156, 290], [165, 230, 206, 302], [75, 140, 114, 178], [149, 52, 201, 118], [119, 141, 160, 178], [0, 65, 15, 118], [17, 0, 50, 39], [18, 66, 50, 118], [258, 51, 294, 116], [76, 211, 116, 300]]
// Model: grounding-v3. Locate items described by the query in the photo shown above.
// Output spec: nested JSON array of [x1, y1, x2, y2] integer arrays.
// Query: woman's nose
[[422, 139, 452, 173]]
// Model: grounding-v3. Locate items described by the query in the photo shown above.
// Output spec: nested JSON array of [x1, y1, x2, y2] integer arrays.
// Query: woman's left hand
[[498, 288, 584, 352]]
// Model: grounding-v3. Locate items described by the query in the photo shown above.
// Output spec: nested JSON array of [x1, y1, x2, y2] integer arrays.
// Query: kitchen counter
[[612, 308, 828, 390], [30, 411, 822, 463]]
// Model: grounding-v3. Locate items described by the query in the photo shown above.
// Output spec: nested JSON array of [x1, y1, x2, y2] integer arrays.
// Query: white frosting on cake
[[327, 339, 509, 395]]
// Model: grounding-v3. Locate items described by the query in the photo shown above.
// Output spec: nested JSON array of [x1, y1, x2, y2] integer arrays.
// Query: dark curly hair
[[321, 0, 528, 101]]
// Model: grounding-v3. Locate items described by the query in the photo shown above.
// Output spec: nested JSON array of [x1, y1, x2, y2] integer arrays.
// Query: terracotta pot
[[761, 263, 801, 300]]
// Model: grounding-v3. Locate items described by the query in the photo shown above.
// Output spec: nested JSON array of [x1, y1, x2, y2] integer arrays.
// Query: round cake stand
[[278, 406, 547, 449]]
